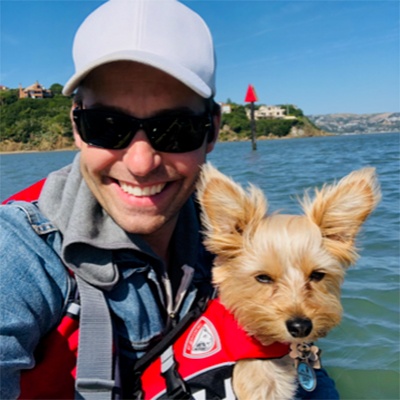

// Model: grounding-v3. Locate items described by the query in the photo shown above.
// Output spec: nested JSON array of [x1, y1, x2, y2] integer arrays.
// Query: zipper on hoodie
[[162, 264, 195, 327]]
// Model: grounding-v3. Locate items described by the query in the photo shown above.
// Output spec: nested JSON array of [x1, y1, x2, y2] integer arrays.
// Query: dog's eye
[[309, 271, 325, 282], [255, 274, 273, 284]]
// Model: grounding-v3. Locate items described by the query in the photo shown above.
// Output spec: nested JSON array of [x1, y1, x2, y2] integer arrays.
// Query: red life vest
[[5, 181, 289, 399], [19, 313, 79, 399], [2, 179, 46, 204]]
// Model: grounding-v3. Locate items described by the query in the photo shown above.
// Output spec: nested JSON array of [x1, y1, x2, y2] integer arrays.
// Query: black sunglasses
[[72, 108, 214, 153]]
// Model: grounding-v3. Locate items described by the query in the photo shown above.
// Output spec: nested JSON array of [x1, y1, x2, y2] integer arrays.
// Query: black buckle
[[162, 365, 193, 400]]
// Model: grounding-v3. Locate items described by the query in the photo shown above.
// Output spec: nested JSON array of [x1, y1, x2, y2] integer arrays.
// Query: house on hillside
[[219, 102, 232, 114], [246, 105, 286, 120], [19, 81, 52, 99], [257, 105, 285, 119]]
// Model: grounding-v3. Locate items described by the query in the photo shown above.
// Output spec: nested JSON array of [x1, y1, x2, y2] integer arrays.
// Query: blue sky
[[1, 0, 398, 115]]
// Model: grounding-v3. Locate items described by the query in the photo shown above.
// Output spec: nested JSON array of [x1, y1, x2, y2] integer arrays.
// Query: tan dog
[[197, 163, 381, 399]]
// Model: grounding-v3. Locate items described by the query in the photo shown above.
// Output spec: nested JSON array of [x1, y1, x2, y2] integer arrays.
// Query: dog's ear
[[302, 168, 381, 267], [197, 163, 267, 258]]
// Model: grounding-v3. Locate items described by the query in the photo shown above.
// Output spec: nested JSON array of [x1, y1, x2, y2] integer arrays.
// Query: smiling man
[[0, 1, 338, 399], [72, 61, 217, 261]]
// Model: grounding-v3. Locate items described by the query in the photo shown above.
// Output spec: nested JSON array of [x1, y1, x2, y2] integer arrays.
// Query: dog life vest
[[5, 181, 290, 399]]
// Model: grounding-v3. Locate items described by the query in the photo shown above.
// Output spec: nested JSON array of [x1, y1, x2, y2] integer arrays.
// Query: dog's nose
[[286, 318, 313, 338]]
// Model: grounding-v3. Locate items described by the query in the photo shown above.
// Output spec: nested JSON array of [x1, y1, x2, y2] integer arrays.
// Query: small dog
[[197, 163, 381, 399]]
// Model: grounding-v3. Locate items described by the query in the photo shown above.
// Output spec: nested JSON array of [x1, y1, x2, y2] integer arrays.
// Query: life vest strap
[[75, 275, 116, 399]]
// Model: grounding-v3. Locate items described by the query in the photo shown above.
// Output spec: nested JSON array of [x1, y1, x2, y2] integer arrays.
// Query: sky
[[1, 0, 399, 115]]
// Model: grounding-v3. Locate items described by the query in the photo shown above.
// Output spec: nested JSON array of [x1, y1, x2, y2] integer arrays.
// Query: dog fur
[[197, 163, 381, 399]]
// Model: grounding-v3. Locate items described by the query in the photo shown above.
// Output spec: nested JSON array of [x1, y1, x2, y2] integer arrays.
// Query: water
[[1, 133, 399, 399], [0, 150, 77, 201]]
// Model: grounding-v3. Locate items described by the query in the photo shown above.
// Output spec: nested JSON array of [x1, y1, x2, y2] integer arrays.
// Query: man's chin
[[111, 213, 166, 236]]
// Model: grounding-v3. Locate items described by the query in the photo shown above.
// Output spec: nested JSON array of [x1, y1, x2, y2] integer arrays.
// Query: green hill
[[219, 103, 326, 141], [0, 86, 75, 152]]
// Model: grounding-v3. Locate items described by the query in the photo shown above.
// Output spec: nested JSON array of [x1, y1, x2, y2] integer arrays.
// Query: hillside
[[219, 103, 327, 142], [0, 87, 75, 152], [307, 112, 400, 134]]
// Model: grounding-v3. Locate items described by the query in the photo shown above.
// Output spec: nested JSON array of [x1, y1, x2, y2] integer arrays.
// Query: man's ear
[[70, 104, 83, 149]]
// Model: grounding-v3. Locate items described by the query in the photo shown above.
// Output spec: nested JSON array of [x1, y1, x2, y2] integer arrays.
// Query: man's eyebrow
[[85, 103, 203, 117]]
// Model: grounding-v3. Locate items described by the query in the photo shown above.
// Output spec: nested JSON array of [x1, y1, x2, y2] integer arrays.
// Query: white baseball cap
[[62, 0, 216, 98]]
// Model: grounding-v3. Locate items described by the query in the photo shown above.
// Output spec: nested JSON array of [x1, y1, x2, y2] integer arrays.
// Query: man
[[0, 0, 338, 398]]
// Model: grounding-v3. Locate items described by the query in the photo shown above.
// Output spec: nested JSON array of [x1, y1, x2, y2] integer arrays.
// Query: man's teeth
[[120, 182, 166, 197]]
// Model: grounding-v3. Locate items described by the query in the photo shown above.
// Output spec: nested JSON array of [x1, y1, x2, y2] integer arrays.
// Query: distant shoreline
[[0, 147, 77, 155], [0, 135, 307, 154], [1, 131, 397, 155]]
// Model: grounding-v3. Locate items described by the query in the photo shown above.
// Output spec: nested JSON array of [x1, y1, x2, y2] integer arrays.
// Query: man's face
[[72, 61, 218, 243]]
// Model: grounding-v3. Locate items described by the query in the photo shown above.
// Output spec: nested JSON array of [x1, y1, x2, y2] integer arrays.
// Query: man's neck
[[141, 218, 178, 267]]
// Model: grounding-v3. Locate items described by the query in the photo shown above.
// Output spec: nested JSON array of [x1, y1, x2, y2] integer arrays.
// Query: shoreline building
[[19, 81, 52, 99]]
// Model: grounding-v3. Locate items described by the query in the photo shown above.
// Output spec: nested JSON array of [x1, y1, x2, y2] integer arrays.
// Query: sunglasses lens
[[74, 110, 135, 149], [73, 109, 212, 152], [149, 116, 211, 153]]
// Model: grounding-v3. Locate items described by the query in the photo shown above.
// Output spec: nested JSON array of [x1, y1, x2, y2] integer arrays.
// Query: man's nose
[[123, 130, 161, 176]]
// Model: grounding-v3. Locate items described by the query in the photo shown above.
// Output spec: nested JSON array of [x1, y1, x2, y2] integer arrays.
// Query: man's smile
[[119, 181, 166, 197]]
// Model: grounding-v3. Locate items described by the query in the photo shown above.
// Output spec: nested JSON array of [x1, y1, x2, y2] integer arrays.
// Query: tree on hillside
[[221, 105, 250, 136], [0, 89, 19, 106], [278, 104, 304, 117], [256, 118, 299, 137], [50, 83, 63, 96]]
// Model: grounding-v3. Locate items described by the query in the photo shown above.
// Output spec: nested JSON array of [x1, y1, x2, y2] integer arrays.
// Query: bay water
[[1, 133, 399, 399]]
